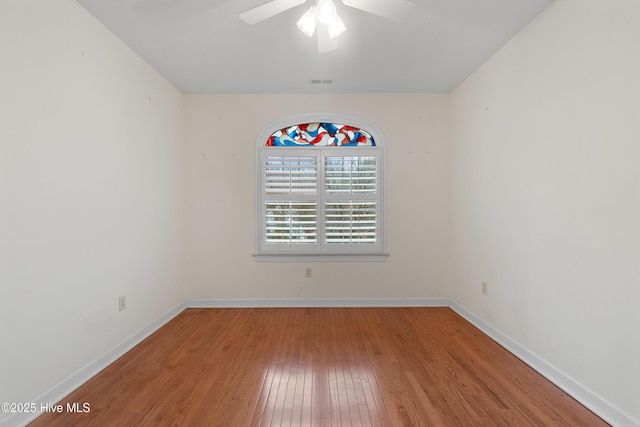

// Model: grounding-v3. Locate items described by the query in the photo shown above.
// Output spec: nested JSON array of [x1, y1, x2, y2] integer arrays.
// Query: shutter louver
[[325, 201, 377, 244], [264, 155, 318, 245], [265, 202, 317, 244], [325, 157, 377, 194], [324, 156, 378, 245], [265, 156, 317, 195]]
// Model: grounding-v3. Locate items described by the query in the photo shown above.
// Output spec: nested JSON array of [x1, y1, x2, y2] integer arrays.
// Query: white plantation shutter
[[324, 156, 378, 245], [265, 201, 317, 243], [265, 156, 317, 195], [263, 154, 318, 250], [325, 201, 377, 244], [259, 145, 383, 256], [325, 157, 377, 194]]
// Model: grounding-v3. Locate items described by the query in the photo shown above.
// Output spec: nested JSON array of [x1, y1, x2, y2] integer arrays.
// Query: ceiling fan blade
[[317, 25, 337, 53], [239, 0, 307, 24], [341, 0, 414, 21]]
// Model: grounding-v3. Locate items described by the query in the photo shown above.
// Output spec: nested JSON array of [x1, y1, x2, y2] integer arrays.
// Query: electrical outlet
[[482, 282, 488, 295], [305, 268, 312, 278], [118, 295, 126, 311]]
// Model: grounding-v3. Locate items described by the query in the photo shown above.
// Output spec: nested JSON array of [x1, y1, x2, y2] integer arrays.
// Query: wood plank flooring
[[29, 308, 609, 426]]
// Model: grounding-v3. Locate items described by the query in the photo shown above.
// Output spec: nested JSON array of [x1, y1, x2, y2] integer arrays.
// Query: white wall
[[450, 0, 640, 424], [0, 1, 185, 423], [184, 94, 451, 301]]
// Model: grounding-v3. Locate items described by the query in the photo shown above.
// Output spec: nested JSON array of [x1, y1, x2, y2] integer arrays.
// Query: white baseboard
[[449, 300, 639, 427], [7, 298, 637, 427], [2, 302, 186, 427], [185, 297, 450, 308]]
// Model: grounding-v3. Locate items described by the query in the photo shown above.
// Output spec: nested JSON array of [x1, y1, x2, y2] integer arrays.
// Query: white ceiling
[[76, 0, 553, 93]]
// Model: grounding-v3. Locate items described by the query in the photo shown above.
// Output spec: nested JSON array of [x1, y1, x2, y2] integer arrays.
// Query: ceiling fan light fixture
[[326, 14, 346, 39], [297, 6, 317, 37], [316, 0, 337, 25]]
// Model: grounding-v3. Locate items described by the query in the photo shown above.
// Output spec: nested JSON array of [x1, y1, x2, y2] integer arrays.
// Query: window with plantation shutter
[[264, 155, 318, 244], [258, 120, 385, 258]]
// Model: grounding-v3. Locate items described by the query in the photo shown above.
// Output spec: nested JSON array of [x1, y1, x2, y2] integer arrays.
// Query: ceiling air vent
[[309, 78, 335, 86]]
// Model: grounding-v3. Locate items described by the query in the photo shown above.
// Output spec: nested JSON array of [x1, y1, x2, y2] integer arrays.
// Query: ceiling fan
[[239, 0, 414, 53]]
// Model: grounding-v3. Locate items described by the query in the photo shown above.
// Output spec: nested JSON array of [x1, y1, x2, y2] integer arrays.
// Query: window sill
[[253, 253, 389, 262]]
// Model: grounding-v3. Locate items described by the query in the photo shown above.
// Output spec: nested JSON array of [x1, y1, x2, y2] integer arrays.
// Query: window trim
[[255, 113, 386, 261]]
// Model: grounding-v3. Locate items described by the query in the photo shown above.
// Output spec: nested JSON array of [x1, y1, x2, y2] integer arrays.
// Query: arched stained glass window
[[258, 118, 385, 259], [266, 123, 376, 147]]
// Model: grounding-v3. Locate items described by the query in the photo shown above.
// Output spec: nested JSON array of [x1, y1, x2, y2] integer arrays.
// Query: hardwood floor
[[29, 308, 608, 426]]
